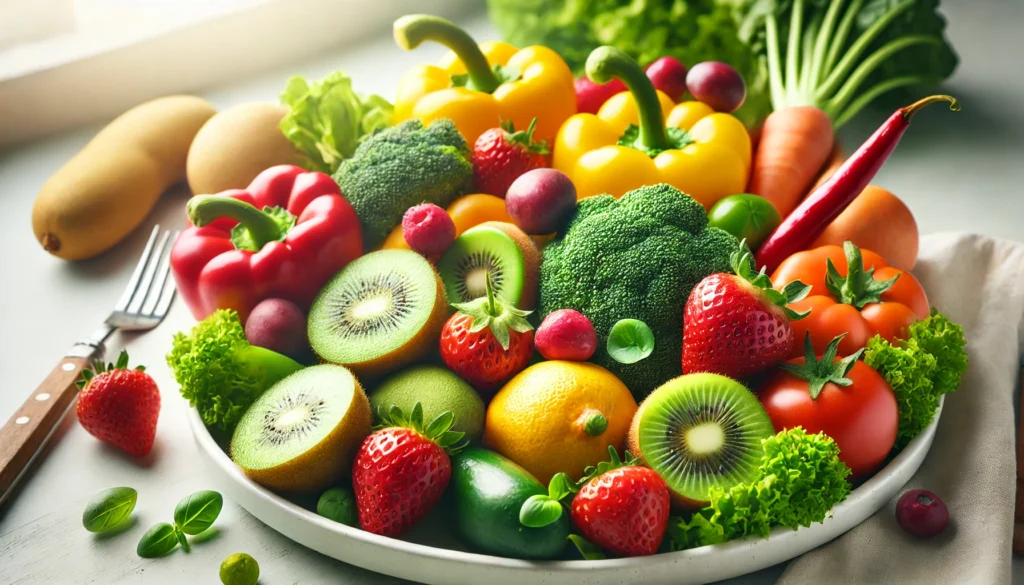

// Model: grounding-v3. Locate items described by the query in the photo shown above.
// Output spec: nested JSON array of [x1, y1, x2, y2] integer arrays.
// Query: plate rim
[[188, 395, 941, 575]]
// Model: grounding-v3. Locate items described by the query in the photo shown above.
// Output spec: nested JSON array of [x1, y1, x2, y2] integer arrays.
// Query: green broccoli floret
[[539, 183, 736, 396], [167, 310, 304, 432], [333, 118, 473, 249]]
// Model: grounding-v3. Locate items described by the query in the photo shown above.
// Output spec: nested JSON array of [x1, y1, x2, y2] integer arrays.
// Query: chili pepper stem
[[394, 14, 500, 94], [901, 94, 960, 120], [187, 195, 284, 250], [586, 46, 672, 152]]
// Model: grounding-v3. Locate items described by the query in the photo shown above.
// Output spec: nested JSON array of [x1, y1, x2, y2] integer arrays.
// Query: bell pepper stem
[[586, 46, 672, 152], [187, 195, 284, 251], [394, 14, 500, 94]]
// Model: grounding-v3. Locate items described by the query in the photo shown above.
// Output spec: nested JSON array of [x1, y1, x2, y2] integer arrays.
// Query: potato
[[32, 95, 217, 260], [812, 185, 919, 271], [186, 102, 302, 195]]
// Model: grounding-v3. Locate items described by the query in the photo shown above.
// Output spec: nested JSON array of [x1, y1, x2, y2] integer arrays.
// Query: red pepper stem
[[187, 195, 283, 251], [586, 46, 672, 152], [393, 15, 500, 94], [901, 94, 960, 121], [754, 95, 958, 272]]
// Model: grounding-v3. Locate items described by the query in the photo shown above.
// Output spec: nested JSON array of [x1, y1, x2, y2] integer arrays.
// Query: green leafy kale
[[279, 71, 394, 174], [738, 0, 958, 127], [864, 308, 967, 447], [486, 0, 772, 128], [667, 428, 852, 550]]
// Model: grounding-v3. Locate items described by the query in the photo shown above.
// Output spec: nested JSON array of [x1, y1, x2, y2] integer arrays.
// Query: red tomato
[[759, 358, 898, 479], [771, 243, 929, 356]]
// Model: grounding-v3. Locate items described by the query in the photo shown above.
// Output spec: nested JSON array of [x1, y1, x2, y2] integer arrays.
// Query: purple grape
[[686, 61, 747, 113], [896, 489, 949, 538], [645, 57, 688, 102], [245, 298, 309, 362], [505, 169, 577, 235]]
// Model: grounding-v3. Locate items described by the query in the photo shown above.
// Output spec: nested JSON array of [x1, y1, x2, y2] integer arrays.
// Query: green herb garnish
[[82, 487, 137, 534], [607, 318, 655, 364]]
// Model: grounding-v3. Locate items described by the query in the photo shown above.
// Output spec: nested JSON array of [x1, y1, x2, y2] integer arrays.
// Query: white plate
[[189, 398, 941, 585]]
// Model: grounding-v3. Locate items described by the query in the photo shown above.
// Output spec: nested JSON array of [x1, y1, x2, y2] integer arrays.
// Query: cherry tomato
[[707, 193, 782, 248], [760, 358, 898, 479]]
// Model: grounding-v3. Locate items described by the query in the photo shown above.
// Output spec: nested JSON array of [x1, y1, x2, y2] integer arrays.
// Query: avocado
[[448, 448, 570, 559]]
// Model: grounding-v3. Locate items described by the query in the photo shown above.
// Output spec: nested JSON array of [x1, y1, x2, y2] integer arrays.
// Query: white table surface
[[1, 3, 1022, 584]]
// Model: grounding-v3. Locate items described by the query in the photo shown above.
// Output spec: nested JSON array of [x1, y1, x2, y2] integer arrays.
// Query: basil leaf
[[137, 523, 179, 558], [547, 473, 578, 502], [568, 534, 606, 560], [607, 318, 655, 364], [82, 487, 137, 533], [175, 528, 191, 552], [519, 495, 563, 528], [173, 490, 223, 536]]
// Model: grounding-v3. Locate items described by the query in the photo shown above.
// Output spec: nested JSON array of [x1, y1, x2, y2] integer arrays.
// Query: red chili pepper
[[170, 165, 362, 323], [755, 95, 959, 273]]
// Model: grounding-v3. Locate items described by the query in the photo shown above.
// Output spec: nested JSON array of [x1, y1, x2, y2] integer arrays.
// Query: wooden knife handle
[[0, 352, 98, 506]]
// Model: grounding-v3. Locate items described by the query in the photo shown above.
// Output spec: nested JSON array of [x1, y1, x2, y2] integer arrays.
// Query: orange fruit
[[483, 361, 638, 483]]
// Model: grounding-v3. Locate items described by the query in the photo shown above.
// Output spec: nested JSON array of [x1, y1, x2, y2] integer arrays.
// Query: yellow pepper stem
[[586, 46, 672, 153], [394, 14, 501, 94]]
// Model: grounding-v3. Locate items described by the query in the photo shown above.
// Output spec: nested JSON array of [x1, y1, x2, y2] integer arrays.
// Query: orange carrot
[[748, 106, 834, 217], [809, 144, 845, 192]]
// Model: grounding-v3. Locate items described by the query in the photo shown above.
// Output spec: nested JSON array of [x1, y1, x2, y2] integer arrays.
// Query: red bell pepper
[[170, 165, 362, 322]]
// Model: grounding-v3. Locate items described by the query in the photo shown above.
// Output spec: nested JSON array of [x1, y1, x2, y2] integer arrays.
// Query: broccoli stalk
[[539, 183, 737, 397], [167, 310, 304, 432]]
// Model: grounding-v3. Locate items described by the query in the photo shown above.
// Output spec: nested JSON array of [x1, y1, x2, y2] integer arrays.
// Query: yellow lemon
[[483, 361, 638, 483]]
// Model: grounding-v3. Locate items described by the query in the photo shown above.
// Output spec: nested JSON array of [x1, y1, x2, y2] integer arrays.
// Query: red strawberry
[[352, 403, 465, 537], [76, 350, 160, 456], [472, 118, 549, 197], [440, 276, 534, 393], [683, 243, 810, 379], [570, 447, 670, 557]]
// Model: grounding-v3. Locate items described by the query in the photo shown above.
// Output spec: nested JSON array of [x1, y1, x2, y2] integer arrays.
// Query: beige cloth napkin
[[777, 233, 1024, 585]]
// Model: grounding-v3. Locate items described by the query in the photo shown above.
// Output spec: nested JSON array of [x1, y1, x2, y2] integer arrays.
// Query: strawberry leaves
[[377, 402, 467, 453], [780, 333, 865, 399], [519, 472, 577, 528], [501, 117, 549, 155], [731, 240, 811, 320], [825, 241, 900, 308], [77, 350, 146, 389], [451, 272, 533, 350]]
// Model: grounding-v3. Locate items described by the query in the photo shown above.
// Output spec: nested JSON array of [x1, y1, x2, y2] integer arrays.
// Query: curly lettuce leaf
[[669, 476, 776, 549], [760, 428, 852, 530], [865, 309, 967, 447], [667, 428, 851, 550], [167, 309, 302, 432], [486, 0, 771, 128], [279, 71, 394, 174]]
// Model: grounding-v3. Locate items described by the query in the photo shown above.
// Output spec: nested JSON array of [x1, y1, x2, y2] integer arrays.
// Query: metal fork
[[0, 226, 179, 507]]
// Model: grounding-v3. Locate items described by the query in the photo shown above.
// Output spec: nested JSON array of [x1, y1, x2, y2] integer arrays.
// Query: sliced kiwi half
[[437, 221, 541, 310], [308, 249, 448, 379], [627, 373, 774, 509], [230, 364, 371, 493]]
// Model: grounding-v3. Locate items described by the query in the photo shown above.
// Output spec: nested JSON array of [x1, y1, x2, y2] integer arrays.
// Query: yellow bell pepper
[[393, 14, 576, 148], [552, 47, 751, 209]]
